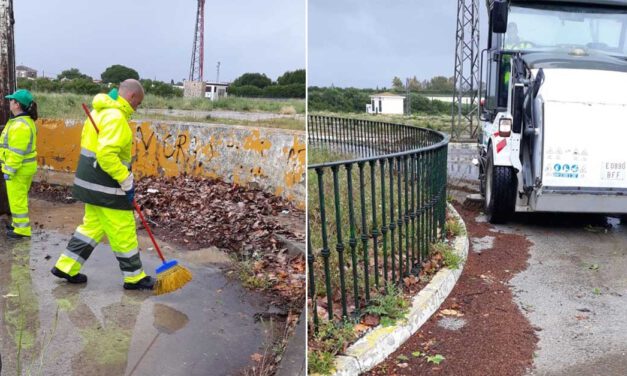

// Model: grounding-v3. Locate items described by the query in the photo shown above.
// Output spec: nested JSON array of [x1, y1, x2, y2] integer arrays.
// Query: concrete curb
[[327, 203, 469, 376]]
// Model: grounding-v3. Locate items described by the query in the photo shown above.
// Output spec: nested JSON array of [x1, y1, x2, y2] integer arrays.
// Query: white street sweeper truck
[[479, 0, 627, 223]]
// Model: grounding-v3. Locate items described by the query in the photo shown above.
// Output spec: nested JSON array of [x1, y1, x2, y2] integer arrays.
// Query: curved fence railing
[[307, 115, 450, 332]]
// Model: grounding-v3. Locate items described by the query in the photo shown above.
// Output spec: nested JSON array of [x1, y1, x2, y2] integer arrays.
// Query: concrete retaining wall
[[35, 119, 306, 206]]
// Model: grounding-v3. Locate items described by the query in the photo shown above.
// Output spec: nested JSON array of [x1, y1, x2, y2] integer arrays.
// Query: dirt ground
[[365, 201, 538, 376]]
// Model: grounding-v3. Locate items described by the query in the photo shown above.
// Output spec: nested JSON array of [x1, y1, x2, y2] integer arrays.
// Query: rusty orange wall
[[36, 119, 306, 206]]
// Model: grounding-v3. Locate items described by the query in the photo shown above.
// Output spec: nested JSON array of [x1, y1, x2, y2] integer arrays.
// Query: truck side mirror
[[491, 1, 508, 34]]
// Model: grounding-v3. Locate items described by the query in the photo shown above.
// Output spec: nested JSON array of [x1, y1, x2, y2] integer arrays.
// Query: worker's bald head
[[118, 79, 145, 110]]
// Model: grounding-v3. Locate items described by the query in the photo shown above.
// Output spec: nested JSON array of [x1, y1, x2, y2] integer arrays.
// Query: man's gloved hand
[[3, 173, 10, 181], [125, 185, 135, 204], [120, 173, 135, 204]]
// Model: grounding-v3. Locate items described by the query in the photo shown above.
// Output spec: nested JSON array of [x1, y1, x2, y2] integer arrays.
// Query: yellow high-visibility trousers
[[54, 203, 147, 283], [6, 173, 34, 236]]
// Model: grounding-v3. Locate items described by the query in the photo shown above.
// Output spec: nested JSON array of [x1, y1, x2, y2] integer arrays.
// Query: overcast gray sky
[[13, 0, 305, 83], [309, 0, 487, 88]]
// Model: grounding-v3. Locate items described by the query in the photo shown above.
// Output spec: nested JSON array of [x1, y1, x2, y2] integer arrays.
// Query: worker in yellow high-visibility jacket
[[0, 89, 38, 239], [52, 79, 154, 290]]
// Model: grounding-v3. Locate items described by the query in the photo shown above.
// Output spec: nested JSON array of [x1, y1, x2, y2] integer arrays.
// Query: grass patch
[[308, 146, 355, 165], [310, 111, 453, 136], [33, 92, 305, 120]]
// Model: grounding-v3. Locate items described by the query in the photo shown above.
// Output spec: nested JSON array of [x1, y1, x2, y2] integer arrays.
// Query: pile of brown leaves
[[135, 176, 305, 306], [136, 176, 295, 252], [31, 181, 75, 203]]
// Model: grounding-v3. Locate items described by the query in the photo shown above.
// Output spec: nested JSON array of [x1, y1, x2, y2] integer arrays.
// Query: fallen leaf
[[440, 309, 463, 317], [426, 354, 445, 365], [403, 275, 418, 287], [250, 353, 263, 362], [362, 314, 380, 327]]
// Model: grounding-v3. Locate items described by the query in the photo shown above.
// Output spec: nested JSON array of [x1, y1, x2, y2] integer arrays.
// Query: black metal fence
[[307, 115, 450, 332]]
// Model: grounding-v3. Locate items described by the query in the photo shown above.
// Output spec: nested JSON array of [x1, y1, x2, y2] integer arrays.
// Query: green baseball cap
[[5, 89, 34, 107]]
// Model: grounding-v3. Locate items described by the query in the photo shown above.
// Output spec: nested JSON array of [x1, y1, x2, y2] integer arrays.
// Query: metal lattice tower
[[452, 0, 480, 140], [189, 0, 205, 82]]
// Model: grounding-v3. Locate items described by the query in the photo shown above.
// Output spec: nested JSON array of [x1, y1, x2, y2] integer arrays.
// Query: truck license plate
[[601, 161, 626, 180]]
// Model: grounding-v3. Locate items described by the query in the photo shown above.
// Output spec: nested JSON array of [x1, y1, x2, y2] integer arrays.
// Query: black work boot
[[7, 229, 29, 239], [51, 266, 88, 284], [123, 276, 154, 291]]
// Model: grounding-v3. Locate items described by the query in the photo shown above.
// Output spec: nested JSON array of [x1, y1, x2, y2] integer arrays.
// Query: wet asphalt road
[[449, 143, 627, 376]]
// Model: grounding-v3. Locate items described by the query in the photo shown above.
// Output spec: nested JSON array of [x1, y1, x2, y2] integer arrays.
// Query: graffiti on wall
[[35, 119, 305, 205]]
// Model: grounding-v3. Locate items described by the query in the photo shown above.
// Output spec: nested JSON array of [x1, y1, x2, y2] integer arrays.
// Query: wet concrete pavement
[[509, 215, 627, 376], [0, 200, 275, 376]]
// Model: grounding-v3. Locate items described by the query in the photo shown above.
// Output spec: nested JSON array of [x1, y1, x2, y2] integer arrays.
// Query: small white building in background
[[366, 92, 405, 115], [205, 82, 229, 101], [16, 65, 37, 79]]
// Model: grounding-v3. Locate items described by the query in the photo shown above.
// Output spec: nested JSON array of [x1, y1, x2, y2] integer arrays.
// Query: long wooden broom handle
[[132, 201, 167, 263], [81, 102, 167, 263]]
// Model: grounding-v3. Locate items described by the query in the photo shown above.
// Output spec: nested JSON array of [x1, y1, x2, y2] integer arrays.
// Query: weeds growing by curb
[[446, 217, 466, 237], [365, 284, 410, 327], [236, 259, 274, 290], [308, 321, 356, 375], [432, 242, 462, 270]]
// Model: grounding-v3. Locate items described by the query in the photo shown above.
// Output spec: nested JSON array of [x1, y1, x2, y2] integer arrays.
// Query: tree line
[[18, 65, 183, 98], [308, 86, 452, 114], [391, 75, 456, 94], [228, 69, 305, 98], [17, 65, 306, 99], [307, 75, 477, 114]]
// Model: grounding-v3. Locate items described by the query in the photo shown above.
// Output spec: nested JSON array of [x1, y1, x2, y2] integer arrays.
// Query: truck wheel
[[485, 147, 517, 224], [479, 162, 486, 195]]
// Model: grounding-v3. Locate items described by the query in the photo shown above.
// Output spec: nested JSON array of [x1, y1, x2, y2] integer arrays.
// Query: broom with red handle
[[81, 103, 192, 295]]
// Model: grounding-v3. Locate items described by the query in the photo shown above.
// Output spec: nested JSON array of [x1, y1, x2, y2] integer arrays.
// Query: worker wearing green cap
[[0, 89, 38, 238]]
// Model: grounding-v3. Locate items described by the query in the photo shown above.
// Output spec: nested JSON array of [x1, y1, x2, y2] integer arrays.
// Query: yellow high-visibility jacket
[[0, 115, 38, 176], [72, 93, 135, 210]]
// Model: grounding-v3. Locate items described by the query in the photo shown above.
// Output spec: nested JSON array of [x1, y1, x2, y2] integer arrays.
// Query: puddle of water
[[471, 236, 495, 253], [178, 246, 232, 265], [0, 230, 272, 376], [437, 317, 467, 331]]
